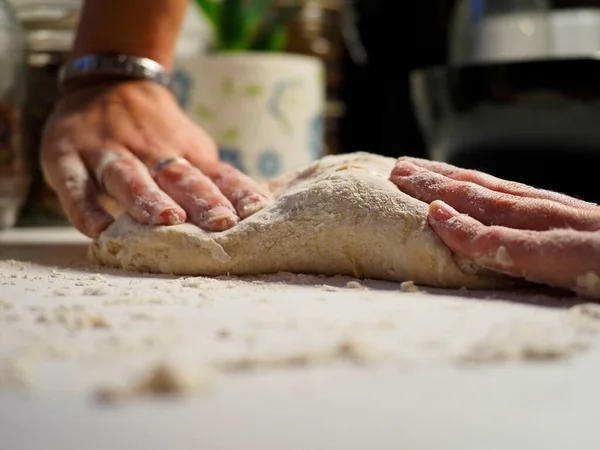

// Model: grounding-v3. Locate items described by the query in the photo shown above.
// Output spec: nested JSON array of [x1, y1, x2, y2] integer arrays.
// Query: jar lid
[[11, 1, 80, 31], [27, 29, 73, 52]]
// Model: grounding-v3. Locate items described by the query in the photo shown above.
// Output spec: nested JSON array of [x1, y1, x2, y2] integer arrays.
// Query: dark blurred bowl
[[409, 57, 600, 201]]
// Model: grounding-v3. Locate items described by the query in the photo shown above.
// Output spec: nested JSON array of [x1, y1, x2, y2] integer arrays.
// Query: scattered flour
[[0, 300, 13, 311], [459, 321, 591, 363], [95, 362, 210, 403], [216, 338, 383, 372], [82, 286, 111, 296], [400, 281, 420, 293], [37, 307, 110, 330], [0, 358, 34, 388]]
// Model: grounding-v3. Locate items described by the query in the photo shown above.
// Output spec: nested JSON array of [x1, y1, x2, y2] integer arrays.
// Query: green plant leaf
[[218, 0, 248, 51], [195, 0, 220, 29], [238, 0, 274, 49], [250, 7, 296, 51]]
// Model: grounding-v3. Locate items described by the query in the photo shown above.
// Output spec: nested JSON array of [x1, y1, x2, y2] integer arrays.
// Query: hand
[[41, 80, 269, 238], [390, 157, 600, 298]]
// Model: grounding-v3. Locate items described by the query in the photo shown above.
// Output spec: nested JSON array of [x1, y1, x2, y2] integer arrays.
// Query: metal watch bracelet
[[57, 54, 172, 91]]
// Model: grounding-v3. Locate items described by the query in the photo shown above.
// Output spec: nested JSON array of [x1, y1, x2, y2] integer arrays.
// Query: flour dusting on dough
[[576, 272, 600, 298], [91, 153, 514, 290]]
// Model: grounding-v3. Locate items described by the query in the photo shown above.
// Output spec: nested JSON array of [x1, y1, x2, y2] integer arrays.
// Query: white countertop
[[1, 227, 600, 450]]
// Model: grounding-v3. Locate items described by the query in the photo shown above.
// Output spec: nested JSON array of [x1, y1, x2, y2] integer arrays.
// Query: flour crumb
[[0, 352, 37, 389], [50, 270, 67, 279], [0, 300, 13, 311], [569, 303, 600, 320], [459, 322, 588, 363], [336, 338, 383, 363], [495, 246, 513, 267], [258, 297, 270, 304], [83, 286, 111, 296], [95, 362, 209, 403], [104, 295, 170, 306], [4, 260, 30, 270], [130, 313, 156, 321], [3, 313, 22, 322], [37, 307, 110, 330], [321, 285, 339, 292], [576, 272, 600, 297], [400, 281, 420, 293], [346, 281, 363, 289], [566, 303, 600, 334], [52, 288, 71, 296], [217, 338, 382, 372], [216, 329, 232, 339]]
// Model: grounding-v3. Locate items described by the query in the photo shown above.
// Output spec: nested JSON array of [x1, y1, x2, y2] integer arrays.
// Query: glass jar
[[284, 0, 345, 155], [0, 0, 27, 229], [449, 0, 553, 66], [7, 1, 79, 226]]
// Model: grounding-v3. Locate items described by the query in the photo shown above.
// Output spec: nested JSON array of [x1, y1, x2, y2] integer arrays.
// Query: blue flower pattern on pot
[[171, 69, 192, 109], [219, 147, 247, 173], [257, 149, 281, 178], [308, 114, 324, 161]]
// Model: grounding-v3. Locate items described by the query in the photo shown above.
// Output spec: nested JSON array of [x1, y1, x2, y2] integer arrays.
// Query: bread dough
[[90, 152, 514, 289]]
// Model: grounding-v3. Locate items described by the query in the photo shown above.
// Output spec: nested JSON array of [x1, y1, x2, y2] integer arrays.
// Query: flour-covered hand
[[390, 157, 600, 298], [41, 81, 269, 238]]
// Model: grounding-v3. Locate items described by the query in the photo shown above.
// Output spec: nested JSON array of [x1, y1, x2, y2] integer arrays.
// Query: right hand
[[41, 80, 270, 238], [390, 157, 600, 298]]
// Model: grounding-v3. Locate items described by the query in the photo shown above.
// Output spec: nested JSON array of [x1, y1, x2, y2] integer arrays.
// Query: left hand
[[390, 157, 600, 298]]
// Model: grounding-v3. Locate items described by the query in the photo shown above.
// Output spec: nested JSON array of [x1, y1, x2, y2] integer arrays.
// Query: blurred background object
[[0, 0, 27, 230], [173, 0, 324, 181], [12, 0, 80, 226], [282, 0, 344, 155], [337, 1, 451, 160], [411, 0, 600, 203], [449, 0, 554, 66]]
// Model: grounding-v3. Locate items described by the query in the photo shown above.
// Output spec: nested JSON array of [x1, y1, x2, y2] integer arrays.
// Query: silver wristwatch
[[58, 54, 172, 90]]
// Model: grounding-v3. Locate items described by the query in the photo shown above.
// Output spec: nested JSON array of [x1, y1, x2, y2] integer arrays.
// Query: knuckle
[[477, 226, 506, 246], [446, 180, 477, 198], [493, 193, 523, 211], [159, 163, 207, 188]]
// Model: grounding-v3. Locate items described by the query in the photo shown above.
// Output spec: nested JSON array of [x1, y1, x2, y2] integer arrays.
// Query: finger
[[89, 151, 186, 226], [201, 161, 271, 220], [391, 161, 600, 231], [152, 158, 240, 231], [41, 151, 113, 238], [397, 156, 597, 210], [428, 200, 600, 298]]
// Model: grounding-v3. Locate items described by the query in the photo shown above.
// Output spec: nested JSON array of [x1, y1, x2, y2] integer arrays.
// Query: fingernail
[[160, 208, 185, 226], [238, 194, 269, 219], [205, 206, 239, 230], [429, 200, 457, 223], [392, 161, 418, 177]]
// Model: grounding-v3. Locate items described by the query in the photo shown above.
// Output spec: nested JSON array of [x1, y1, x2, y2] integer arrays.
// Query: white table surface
[[1, 227, 600, 450]]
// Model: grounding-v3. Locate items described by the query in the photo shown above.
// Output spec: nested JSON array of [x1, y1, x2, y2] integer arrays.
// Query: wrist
[[58, 53, 172, 95]]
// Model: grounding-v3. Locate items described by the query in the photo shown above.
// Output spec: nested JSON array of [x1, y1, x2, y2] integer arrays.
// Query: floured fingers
[[89, 150, 186, 227]]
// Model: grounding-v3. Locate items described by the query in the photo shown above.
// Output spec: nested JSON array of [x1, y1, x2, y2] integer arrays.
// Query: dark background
[[339, 0, 600, 159]]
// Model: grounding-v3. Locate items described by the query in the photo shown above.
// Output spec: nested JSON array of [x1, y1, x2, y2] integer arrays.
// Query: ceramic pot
[[173, 53, 325, 181]]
